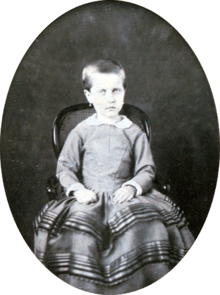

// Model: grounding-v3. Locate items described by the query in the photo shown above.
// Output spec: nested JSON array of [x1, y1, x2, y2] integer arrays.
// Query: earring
[[89, 103, 92, 107]]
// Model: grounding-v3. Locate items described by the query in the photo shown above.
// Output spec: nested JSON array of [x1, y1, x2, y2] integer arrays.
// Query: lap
[[37, 189, 176, 237]]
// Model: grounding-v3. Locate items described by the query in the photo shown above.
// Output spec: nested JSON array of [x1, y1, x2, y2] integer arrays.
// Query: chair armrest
[[46, 175, 62, 200], [156, 183, 170, 195], [154, 173, 171, 195]]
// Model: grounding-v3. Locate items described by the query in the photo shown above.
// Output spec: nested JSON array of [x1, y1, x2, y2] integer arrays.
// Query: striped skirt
[[34, 189, 194, 294]]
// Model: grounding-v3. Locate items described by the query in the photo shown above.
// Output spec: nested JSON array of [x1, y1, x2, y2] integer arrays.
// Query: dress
[[34, 114, 194, 294]]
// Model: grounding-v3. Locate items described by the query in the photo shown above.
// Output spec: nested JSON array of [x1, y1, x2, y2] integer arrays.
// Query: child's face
[[84, 71, 125, 119]]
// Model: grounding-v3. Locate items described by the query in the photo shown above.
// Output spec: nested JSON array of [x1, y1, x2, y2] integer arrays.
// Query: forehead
[[90, 71, 124, 88]]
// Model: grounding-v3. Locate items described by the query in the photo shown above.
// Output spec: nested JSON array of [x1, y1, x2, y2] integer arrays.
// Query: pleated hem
[[36, 240, 188, 286]]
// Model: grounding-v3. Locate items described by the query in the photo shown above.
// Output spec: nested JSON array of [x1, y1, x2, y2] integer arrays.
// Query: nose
[[106, 91, 115, 103]]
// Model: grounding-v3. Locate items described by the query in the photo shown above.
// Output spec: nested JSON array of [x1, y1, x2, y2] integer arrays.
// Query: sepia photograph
[[1, 1, 219, 294]]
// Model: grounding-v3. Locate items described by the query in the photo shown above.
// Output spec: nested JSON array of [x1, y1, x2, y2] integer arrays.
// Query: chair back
[[52, 103, 151, 158]]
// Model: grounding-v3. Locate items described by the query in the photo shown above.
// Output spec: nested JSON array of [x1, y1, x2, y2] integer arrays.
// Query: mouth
[[106, 106, 116, 110]]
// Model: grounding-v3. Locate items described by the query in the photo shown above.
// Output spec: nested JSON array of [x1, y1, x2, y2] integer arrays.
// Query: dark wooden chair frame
[[47, 103, 170, 200]]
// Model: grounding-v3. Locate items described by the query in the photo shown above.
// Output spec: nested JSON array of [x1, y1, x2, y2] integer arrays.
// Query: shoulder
[[129, 122, 144, 134], [121, 121, 148, 149], [70, 115, 100, 139], [118, 115, 143, 136], [72, 120, 90, 137], [124, 121, 146, 139]]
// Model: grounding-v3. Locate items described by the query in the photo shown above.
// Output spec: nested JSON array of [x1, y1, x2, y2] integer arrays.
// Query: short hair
[[82, 59, 126, 91]]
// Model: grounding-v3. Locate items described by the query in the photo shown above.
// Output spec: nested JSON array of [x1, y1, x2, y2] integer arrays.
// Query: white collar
[[85, 114, 133, 129]]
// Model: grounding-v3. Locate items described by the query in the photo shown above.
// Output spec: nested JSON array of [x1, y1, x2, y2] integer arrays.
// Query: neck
[[97, 114, 122, 125]]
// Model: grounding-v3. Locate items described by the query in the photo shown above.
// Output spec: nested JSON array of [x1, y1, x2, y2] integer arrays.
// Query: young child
[[34, 60, 194, 294]]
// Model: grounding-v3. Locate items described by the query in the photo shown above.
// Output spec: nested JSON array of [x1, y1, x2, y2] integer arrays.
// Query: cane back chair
[[46, 103, 170, 200]]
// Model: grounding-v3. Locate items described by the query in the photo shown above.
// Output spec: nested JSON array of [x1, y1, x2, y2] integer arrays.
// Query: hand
[[74, 188, 98, 204], [113, 186, 136, 204]]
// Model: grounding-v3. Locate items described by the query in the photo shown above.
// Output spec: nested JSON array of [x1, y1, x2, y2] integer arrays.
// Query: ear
[[83, 89, 93, 104]]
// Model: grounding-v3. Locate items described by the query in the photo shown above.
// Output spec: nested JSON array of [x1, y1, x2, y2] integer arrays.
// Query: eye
[[113, 88, 121, 94], [98, 89, 106, 95]]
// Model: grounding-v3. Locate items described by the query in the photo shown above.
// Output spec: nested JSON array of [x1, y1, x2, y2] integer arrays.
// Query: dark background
[[1, 1, 219, 251]]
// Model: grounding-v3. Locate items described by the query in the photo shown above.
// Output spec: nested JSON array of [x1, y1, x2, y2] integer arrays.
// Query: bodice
[[81, 124, 134, 193]]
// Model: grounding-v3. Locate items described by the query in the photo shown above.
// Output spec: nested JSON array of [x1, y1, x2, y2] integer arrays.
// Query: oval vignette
[[1, 1, 219, 294]]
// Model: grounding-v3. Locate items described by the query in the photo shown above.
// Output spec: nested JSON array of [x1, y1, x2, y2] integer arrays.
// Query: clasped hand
[[113, 186, 136, 203], [74, 185, 136, 204], [74, 188, 97, 204]]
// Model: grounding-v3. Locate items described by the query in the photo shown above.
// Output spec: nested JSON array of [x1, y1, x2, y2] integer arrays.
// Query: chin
[[106, 111, 119, 117]]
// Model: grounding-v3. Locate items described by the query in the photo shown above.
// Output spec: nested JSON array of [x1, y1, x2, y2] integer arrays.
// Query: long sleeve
[[123, 132, 155, 195], [56, 128, 84, 196]]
